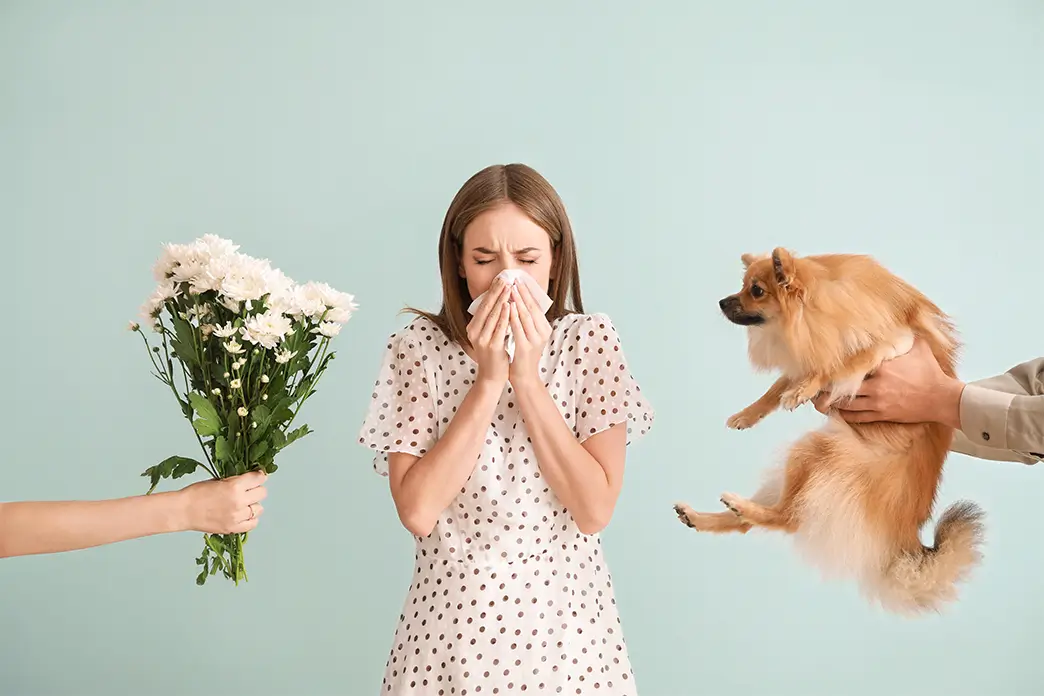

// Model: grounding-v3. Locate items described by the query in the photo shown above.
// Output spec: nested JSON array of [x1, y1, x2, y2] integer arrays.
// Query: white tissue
[[466, 269, 553, 362]]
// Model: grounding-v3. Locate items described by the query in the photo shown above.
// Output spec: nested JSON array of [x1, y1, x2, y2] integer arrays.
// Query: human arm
[[508, 284, 653, 534], [511, 373, 627, 535], [813, 339, 1042, 465], [387, 376, 505, 537], [0, 471, 267, 559], [950, 358, 1044, 464], [358, 279, 512, 537]]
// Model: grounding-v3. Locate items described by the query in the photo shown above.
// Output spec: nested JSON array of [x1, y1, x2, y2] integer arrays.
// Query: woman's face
[[458, 203, 554, 305]]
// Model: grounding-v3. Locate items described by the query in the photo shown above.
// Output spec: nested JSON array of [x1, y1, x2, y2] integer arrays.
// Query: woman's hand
[[508, 280, 553, 387], [813, 338, 964, 429], [176, 470, 268, 534], [466, 276, 512, 386]]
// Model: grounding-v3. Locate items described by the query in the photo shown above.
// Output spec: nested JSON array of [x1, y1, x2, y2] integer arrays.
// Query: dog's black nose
[[719, 297, 732, 311]]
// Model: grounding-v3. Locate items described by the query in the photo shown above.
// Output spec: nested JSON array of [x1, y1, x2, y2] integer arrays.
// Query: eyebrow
[[472, 246, 542, 254]]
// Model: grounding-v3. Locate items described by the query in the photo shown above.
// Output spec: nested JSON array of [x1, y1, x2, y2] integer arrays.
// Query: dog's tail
[[869, 500, 985, 615]]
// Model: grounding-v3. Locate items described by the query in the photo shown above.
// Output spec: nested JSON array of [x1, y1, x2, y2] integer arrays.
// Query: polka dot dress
[[358, 312, 654, 695]]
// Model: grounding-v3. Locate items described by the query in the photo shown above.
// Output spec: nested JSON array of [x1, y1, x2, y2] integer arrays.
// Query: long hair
[[404, 163, 584, 347]]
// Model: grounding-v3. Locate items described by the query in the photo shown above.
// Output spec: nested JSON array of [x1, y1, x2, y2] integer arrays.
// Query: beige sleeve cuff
[[959, 384, 1016, 450]]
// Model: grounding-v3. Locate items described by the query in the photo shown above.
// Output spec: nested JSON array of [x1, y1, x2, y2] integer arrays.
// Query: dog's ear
[[741, 253, 765, 269], [771, 247, 798, 289]]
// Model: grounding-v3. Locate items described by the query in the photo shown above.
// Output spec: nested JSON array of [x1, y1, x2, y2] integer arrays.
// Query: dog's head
[[719, 247, 805, 327]]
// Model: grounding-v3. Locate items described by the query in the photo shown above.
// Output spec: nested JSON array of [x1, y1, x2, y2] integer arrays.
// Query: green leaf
[[270, 429, 287, 452], [248, 439, 269, 462], [196, 568, 208, 586], [141, 455, 199, 493], [228, 409, 241, 440], [142, 466, 162, 495], [209, 362, 228, 385], [253, 404, 271, 427], [283, 425, 312, 449], [205, 534, 225, 556], [315, 352, 335, 375], [188, 392, 222, 437], [294, 376, 313, 399], [214, 435, 232, 463], [171, 457, 201, 479], [249, 404, 272, 444], [171, 339, 197, 368], [171, 313, 197, 355]]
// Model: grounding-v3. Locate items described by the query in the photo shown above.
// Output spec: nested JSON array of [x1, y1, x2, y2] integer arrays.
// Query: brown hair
[[404, 163, 584, 347]]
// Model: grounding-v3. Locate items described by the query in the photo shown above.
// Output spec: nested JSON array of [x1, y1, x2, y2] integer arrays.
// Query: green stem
[[285, 336, 331, 430]]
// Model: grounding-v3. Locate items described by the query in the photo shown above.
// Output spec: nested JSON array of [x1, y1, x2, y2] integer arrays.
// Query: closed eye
[[474, 257, 540, 266]]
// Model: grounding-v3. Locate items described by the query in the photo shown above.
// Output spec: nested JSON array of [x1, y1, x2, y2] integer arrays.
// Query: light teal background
[[2, 1, 1042, 694]]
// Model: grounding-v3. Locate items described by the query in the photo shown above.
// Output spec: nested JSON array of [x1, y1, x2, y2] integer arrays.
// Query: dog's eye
[[750, 284, 764, 298]]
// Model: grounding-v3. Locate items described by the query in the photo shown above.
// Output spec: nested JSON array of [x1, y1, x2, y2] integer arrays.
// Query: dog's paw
[[720, 493, 746, 519], [674, 502, 697, 528], [726, 410, 763, 430], [780, 383, 817, 411]]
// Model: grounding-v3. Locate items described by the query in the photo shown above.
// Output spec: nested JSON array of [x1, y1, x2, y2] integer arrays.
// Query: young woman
[[0, 471, 266, 558], [358, 164, 654, 694]]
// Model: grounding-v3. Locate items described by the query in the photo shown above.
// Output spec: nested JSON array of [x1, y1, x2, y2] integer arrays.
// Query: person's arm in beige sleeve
[[950, 358, 1044, 465], [813, 340, 1042, 465]]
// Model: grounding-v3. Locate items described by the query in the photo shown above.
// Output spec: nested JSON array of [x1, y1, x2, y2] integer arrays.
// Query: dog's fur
[[674, 248, 985, 615]]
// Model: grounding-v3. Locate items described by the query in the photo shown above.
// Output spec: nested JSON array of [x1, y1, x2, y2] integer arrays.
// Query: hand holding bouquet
[[130, 235, 356, 585]]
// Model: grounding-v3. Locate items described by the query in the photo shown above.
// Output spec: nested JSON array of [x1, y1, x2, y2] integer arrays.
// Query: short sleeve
[[572, 313, 654, 444], [357, 327, 439, 476]]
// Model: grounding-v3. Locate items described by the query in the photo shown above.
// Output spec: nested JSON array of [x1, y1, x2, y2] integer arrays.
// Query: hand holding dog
[[813, 338, 965, 429]]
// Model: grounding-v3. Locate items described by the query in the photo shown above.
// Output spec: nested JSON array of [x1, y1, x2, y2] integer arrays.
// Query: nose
[[719, 296, 734, 311]]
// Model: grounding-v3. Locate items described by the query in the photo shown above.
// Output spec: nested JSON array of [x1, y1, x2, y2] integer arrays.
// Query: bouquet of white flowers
[[130, 235, 356, 585]]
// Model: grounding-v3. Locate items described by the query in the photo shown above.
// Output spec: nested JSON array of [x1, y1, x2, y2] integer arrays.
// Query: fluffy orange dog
[[674, 248, 984, 615]]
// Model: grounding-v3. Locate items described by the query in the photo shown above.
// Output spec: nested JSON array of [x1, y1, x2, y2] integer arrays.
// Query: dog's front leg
[[780, 374, 825, 411], [727, 376, 791, 430]]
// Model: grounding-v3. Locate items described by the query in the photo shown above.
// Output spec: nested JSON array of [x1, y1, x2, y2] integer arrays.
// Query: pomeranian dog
[[674, 248, 985, 615]]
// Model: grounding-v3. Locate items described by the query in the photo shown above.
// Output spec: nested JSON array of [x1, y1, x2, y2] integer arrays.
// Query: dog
[[674, 248, 985, 615]]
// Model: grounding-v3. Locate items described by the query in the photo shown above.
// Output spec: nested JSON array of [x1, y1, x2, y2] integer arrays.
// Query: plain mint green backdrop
[[2, 1, 1042, 694]]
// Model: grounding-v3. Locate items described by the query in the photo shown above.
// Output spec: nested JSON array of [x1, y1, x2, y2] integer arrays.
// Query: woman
[[0, 471, 266, 558], [358, 164, 654, 694]]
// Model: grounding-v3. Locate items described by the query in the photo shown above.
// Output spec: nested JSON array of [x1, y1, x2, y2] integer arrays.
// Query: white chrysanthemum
[[213, 322, 237, 338], [324, 305, 355, 324], [169, 247, 209, 285], [264, 268, 295, 311], [220, 254, 276, 304], [195, 234, 240, 259], [223, 338, 245, 355], [219, 294, 241, 313], [275, 349, 297, 364], [139, 281, 182, 320], [153, 236, 239, 290], [288, 281, 357, 323], [190, 253, 233, 295], [229, 378, 242, 390], [239, 310, 293, 350], [152, 243, 191, 282], [289, 282, 327, 318], [313, 321, 341, 338], [320, 284, 358, 316]]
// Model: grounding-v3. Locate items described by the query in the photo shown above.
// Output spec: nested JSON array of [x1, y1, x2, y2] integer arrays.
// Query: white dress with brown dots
[[358, 312, 654, 695]]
